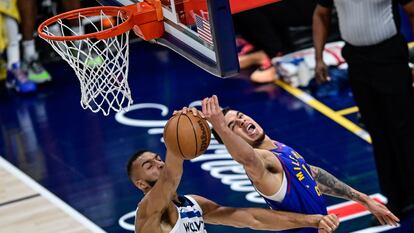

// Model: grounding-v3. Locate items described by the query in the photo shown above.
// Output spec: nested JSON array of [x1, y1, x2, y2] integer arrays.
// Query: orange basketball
[[163, 112, 211, 160]]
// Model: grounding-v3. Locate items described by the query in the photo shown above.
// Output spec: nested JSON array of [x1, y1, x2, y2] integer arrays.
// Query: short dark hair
[[126, 149, 151, 178], [211, 107, 231, 144]]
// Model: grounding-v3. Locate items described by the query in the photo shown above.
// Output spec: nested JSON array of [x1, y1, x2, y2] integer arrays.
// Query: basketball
[[163, 111, 211, 160]]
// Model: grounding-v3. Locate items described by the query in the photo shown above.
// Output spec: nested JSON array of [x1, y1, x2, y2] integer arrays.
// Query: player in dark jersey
[[128, 107, 339, 233], [203, 95, 399, 233]]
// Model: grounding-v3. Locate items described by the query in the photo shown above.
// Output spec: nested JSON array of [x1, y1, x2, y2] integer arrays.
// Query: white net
[[40, 10, 133, 116]]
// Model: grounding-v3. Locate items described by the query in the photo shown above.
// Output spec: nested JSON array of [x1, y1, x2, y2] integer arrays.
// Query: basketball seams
[[176, 114, 186, 159], [182, 114, 198, 158], [164, 115, 182, 158], [201, 118, 211, 150], [164, 112, 211, 160]]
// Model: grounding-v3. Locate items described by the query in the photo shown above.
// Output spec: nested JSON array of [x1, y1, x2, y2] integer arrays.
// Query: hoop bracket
[[37, 0, 164, 41], [127, 0, 164, 41]]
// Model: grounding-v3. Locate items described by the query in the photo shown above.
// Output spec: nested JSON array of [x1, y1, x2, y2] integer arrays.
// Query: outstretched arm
[[135, 148, 184, 232], [191, 195, 339, 232], [138, 150, 183, 213], [201, 95, 268, 182], [310, 166, 364, 202], [136, 108, 200, 231], [309, 165, 399, 226]]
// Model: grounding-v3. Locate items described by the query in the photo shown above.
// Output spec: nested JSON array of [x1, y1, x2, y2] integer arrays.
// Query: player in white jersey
[[136, 195, 207, 233], [126, 107, 339, 233]]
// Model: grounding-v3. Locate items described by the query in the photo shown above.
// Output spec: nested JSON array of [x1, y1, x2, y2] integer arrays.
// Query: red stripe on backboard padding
[[327, 194, 387, 222], [229, 0, 281, 14]]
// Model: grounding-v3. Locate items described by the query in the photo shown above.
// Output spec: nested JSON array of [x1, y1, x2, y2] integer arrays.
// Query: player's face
[[135, 152, 165, 188], [224, 110, 265, 147]]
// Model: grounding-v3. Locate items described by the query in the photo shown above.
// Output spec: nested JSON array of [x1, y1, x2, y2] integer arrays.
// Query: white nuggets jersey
[[170, 195, 207, 233]]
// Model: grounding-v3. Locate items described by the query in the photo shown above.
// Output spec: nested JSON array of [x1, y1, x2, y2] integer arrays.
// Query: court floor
[[0, 41, 413, 233]]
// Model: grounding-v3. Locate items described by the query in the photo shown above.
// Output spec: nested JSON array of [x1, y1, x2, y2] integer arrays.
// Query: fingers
[[209, 97, 216, 113], [212, 95, 220, 111], [372, 203, 399, 226], [202, 98, 208, 115], [198, 110, 206, 118], [190, 95, 220, 118], [189, 107, 205, 118], [316, 71, 330, 83], [315, 62, 331, 84], [173, 106, 205, 118], [379, 205, 400, 222], [376, 215, 386, 225], [375, 214, 397, 227], [319, 214, 339, 233], [380, 212, 399, 226], [202, 97, 213, 118], [206, 98, 212, 116], [318, 219, 332, 233], [386, 217, 398, 226], [322, 67, 331, 82], [190, 107, 197, 116], [188, 107, 200, 118], [383, 215, 396, 226], [326, 214, 339, 231], [208, 98, 215, 113], [206, 95, 221, 115], [182, 107, 188, 114], [389, 212, 400, 223]]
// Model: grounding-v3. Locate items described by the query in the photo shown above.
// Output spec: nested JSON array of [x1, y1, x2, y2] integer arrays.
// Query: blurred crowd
[[0, 0, 81, 94]]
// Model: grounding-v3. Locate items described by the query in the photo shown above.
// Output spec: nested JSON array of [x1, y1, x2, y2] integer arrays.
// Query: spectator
[[1, 0, 36, 93], [233, 0, 316, 83], [17, 0, 81, 84]]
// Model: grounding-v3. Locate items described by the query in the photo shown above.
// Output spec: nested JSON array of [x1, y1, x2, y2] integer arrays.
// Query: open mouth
[[246, 123, 256, 135]]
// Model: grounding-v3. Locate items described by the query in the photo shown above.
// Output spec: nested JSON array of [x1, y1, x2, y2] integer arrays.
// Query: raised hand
[[202, 95, 226, 128]]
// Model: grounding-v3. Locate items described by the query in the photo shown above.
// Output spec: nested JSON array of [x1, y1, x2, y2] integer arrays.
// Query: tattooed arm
[[309, 165, 365, 202], [309, 165, 399, 226]]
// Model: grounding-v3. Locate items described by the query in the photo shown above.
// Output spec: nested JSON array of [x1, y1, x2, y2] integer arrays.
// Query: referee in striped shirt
[[313, 0, 414, 218]]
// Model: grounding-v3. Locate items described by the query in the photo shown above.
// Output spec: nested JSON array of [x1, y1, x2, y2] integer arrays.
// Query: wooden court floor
[[0, 157, 105, 233]]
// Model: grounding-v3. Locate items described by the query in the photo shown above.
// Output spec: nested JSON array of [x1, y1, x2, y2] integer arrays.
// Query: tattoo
[[311, 166, 363, 202]]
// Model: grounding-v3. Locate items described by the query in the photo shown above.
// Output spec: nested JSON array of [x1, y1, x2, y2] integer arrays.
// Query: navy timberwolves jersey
[[259, 141, 327, 233]]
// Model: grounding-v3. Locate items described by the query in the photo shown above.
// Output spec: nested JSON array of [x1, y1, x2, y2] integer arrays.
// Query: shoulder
[[187, 195, 219, 215], [187, 195, 215, 207], [136, 195, 164, 219]]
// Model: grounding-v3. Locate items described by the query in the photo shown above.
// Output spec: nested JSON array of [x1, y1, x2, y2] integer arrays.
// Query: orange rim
[[37, 6, 134, 41]]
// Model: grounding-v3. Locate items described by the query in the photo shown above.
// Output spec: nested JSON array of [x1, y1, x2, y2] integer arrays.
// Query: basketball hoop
[[38, 1, 164, 116]]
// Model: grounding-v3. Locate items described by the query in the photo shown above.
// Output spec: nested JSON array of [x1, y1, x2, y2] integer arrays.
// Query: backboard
[[96, 0, 239, 77]]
